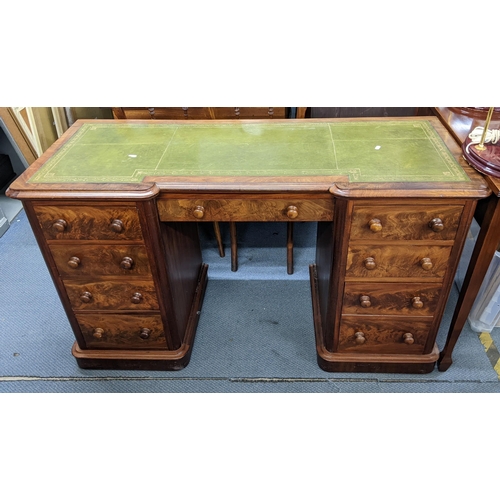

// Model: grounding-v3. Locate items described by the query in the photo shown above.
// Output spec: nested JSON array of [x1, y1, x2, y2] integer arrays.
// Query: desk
[[434, 107, 500, 370], [6, 117, 489, 373]]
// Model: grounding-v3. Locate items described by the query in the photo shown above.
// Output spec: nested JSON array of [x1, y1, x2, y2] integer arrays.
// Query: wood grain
[[76, 313, 167, 349], [49, 244, 152, 277], [345, 244, 451, 279], [157, 196, 334, 222], [338, 315, 431, 354], [341, 282, 441, 316], [33, 203, 143, 241], [63, 279, 159, 310], [350, 204, 463, 241]]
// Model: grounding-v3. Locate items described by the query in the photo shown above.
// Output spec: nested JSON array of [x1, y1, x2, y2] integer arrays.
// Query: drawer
[[49, 244, 152, 277], [64, 279, 159, 310], [350, 205, 463, 241], [338, 316, 431, 354], [76, 313, 167, 349], [33, 204, 143, 241], [342, 283, 441, 316], [157, 197, 334, 222], [345, 244, 452, 280]]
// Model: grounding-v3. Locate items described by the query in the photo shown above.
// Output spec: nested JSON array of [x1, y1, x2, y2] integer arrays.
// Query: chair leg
[[213, 222, 225, 257], [287, 221, 294, 275], [229, 222, 238, 272]]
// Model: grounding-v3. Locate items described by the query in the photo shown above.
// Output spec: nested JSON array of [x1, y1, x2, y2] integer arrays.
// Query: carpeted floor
[[1, 210, 499, 392]]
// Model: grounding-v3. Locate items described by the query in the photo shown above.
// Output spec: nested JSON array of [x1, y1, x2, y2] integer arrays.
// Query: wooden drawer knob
[[286, 205, 299, 219], [428, 218, 444, 232], [368, 218, 382, 232], [52, 219, 68, 232], [80, 291, 93, 303], [403, 332, 414, 345], [93, 327, 104, 339], [67, 256, 81, 268], [131, 292, 143, 304], [110, 219, 124, 233], [420, 257, 433, 271], [355, 332, 366, 345], [139, 327, 151, 339], [359, 295, 372, 308], [120, 256, 134, 270], [412, 296, 423, 309], [193, 206, 205, 219], [364, 257, 376, 270]]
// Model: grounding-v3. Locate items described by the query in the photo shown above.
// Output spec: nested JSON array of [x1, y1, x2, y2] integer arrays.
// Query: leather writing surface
[[29, 121, 469, 184]]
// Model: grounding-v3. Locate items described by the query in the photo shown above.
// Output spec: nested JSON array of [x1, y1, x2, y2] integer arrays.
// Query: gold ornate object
[[474, 106, 495, 151]]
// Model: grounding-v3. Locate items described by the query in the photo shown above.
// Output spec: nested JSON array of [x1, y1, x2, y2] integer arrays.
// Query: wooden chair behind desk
[[112, 107, 297, 273]]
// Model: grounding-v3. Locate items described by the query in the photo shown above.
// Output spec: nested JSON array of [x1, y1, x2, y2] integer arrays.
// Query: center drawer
[[157, 196, 334, 222]]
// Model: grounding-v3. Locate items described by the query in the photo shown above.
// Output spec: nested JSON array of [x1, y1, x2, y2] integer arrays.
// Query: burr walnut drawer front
[[341, 283, 442, 316], [76, 313, 167, 349], [157, 197, 334, 222], [345, 244, 452, 280], [49, 244, 152, 278], [338, 316, 432, 354], [32, 203, 143, 241], [64, 279, 159, 310], [350, 205, 463, 241]]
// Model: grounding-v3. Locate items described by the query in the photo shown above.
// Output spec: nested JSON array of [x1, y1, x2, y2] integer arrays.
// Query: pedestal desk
[[6, 117, 489, 373]]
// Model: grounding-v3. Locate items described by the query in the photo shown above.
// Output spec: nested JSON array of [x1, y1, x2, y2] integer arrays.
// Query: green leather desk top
[[29, 120, 469, 184]]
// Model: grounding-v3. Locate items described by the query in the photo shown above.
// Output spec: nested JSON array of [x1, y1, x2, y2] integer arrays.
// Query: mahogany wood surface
[[33, 203, 143, 241], [341, 282, 442, 316], [6, 117, 491, 372], [64, 279, 159, 311]]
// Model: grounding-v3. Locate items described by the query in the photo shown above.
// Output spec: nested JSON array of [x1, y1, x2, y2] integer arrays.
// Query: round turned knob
[[359, 295, 372, 308], [67, 256, 81, 269], [52, 219, 68, 232], [412, 296, 423, 309], [110, 219, 124, 233], [193, 206, 205, 219], [286, 205, 299, 219], [420, 257, 433, 271], [364, 257, 376, 270], [403, 332, 414, 345], [93, 328, 104, 339], [80, 291, 93, 303], [120, 256, 134, 270], [131, 292, 143, 304], [139, 328, 151, 339], [354, 332, 366, 345], [368, 218, 382, 232], [428, 218, 444, 232]]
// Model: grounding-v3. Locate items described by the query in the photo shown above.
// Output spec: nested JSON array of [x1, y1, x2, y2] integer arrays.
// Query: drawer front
[[350, 205, 463, 241], [342, 283, 442, 316], [49, 244, 152, 277], [345, 244, 452, 279], [77, 313, 167, 349], [64, 280, 159, 310], [338, 316, 431, 354], [157, 198, 334, 222], [33, 204, 143, 241]]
